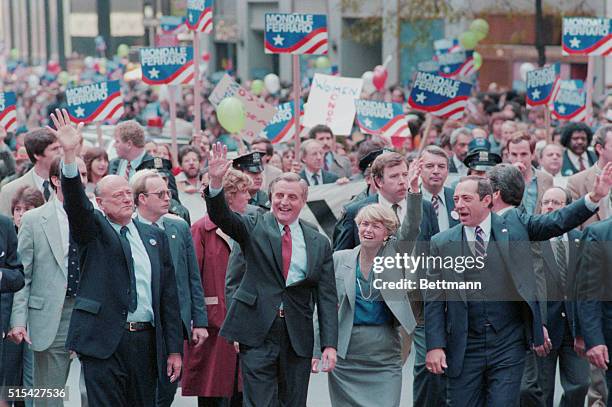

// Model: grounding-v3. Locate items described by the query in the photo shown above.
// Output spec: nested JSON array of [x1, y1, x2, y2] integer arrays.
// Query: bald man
[[50, 109, 182, 407]]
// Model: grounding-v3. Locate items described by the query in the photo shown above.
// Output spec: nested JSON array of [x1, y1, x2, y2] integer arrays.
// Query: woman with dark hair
[[0, 186, 43, 403], [83, 147, 109, 193]]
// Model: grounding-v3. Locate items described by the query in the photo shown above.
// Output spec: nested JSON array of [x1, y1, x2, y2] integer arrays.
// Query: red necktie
[[125, 162, 132, 180], [578, 156, 586, 172], [281, 225, 292, 280]]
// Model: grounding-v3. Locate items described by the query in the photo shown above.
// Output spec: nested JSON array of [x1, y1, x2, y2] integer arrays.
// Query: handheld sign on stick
[[65, 81, 124, 124], [0, 91, 17, 132], [407, 71, 472, 121]]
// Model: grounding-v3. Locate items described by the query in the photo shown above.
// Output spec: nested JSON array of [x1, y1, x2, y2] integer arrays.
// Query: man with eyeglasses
[[130, 169, 208, 407], [51, 109, 183, 407]]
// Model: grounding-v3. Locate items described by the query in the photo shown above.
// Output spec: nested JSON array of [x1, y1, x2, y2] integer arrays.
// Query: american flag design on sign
[[0, 91, 17, 132], [552, 80, 587, 122], [160, 16, 188, 35], [407, 71, 472, 121], [562, 17, 612, 56], [66, 81, 124, 124], [434, 38, 475, 78], [140, 47, 194, 85], [526, 63, 560, 108], [264, 13, 328, 55], [186, 0, 213, 34], [262, 102, 304, 144], [355, 100, 410, 139]]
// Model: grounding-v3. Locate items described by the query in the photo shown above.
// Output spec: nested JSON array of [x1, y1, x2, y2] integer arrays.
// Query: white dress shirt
[[378, 193, 407, 225], [452, 155, 469, 176], [464, 213, 491, 255], [422, 188, 450, 232], [567, 149, 593, 171], [304, 168, 324, 186]]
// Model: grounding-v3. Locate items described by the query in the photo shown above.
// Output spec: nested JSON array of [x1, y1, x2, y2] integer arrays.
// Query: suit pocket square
[[0, 251, 4, 258]]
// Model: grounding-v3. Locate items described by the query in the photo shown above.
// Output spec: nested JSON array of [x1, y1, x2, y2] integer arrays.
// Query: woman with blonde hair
[[313, 159, 423, 407]]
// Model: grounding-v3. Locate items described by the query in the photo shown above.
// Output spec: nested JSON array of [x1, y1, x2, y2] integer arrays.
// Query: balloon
[[473, 52, 483, 70], [315, 56, 331, 69], [57, 71, 70, 85], [372, 65, 388, 91], [217, 97, 246, 133], [84, 56, 95, 69], [117, 44, 130, 58], [361, 71, 375, 94], [47, 60, 61, 75], [519, 62, 536, 82], [470, 28, 487, 42], [250, 79, 265, 96], [470, 19, 490, 36], [202, 52, 211, 62], [264, 73, 280, 94], [459, 31, 479, 50], [9, 48, 19, 60]]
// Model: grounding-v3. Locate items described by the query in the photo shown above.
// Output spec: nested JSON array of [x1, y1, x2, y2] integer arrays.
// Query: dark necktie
[[554, 238, 568, 289], [281, 225, 292, 280], [66, 235, 79, 297], [42, 180, 51, 201], [119, 226, 138, 312], [431, 195, 440, 216], [391, 203, 400, 224], [312, 173, 320, 185], [124, 162, 132, 180], [475, 226, 486, 258], [578, 156, 586, 172]]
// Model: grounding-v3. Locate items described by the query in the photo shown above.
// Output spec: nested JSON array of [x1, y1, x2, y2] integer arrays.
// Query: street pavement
[[64, 349, 566, 406]]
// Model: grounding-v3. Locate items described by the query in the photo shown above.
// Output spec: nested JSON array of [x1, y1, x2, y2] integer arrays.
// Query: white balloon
[[361, 70, 375, 94], [84, 56, 95, 69], [519, 62, 536, 82], [264, 73, 280, 94]]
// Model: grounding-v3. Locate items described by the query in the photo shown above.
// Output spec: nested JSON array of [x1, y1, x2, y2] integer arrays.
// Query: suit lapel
[[134, 222, 160, 304], [343, 247, 359, 309], [264, 214, 285, 284], [301, 221, 317, 278], [444, 187, 458, 226], [451, 226, 467, 303], [162, 220, 180, 256], [40, 202, 67, 276]]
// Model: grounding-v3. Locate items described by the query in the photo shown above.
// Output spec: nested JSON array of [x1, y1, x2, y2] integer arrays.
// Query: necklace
[[357, 274, 374, 301]]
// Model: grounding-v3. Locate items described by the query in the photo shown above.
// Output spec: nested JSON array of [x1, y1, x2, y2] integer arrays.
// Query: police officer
[[232, 152, 271, 211]]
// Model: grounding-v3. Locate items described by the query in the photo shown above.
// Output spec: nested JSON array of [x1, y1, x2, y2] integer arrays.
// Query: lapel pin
[[149, 239, 157, 246], [451, 210, 459, 220], [171, 234, 176, 239], [502, 228, 508, 233]]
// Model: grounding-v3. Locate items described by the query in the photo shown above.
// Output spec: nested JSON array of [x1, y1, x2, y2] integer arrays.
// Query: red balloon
[[202, 52, 211, 62], [47, 60, 61, 75], [372, 65, 388, 91]]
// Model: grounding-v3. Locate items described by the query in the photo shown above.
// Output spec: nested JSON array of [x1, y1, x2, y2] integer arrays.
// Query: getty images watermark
[[372, 253, 486, 290]]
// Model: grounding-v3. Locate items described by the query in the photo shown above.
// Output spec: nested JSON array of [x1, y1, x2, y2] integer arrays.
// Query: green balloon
[[459, 31, 478, 50], [315, 56, 331, 69], [471, 28, 487, 42], [470, 19, 490, 36], [473, 52, 483, 70], [9, 48, 19, 60], [217, 97, 246, 134], [58, 71, 70, 85], [251, 79, 265, 96], [117, 44, 130, 58]]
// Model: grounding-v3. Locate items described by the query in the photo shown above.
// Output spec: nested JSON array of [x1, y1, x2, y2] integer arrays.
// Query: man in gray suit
[[7, 155, 88, 407], [130, 169, 208, 407]]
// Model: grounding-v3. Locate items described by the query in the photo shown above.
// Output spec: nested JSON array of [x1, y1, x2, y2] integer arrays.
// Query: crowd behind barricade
[[0, 58, 612, 407]]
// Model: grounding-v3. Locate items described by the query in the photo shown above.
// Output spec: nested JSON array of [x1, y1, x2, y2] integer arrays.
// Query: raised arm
[[395, 158, 423, 253]]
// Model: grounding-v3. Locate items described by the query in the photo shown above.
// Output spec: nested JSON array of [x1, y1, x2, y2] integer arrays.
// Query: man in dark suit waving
[[204, 142, 338, 407], [51, 109, 182, 407]]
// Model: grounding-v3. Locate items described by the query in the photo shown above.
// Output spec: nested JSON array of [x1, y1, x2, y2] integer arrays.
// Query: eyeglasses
[[542, 199, 563, 206], [143, 190, 171, 199]]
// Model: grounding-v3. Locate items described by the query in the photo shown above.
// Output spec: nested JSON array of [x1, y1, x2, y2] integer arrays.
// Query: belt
[[125, 322, 154, 332], [277, 309, 285, 318]]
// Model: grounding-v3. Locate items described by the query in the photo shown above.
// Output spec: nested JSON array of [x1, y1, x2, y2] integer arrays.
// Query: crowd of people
[[0, 58, 612, 407]]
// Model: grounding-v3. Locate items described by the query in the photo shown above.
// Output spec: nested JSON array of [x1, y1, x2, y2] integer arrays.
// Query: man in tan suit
[[566, 125, 612, 407], [0, 128, 62, 215], [507, 133, 553, 214], [567, 125, 612, 228]]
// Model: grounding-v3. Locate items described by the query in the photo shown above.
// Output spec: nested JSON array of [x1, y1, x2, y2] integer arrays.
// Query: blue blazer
[[442, 186, 459, 229], [299, 169, 338, 186]]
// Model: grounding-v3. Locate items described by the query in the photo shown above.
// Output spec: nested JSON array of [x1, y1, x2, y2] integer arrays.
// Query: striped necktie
[[553, 237, 568, 288], [474, 226, 486, 257], [431, 195, 440, 216]]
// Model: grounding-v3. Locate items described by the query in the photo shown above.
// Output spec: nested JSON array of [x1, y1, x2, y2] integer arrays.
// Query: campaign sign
[[552, 80, 586, 122], [160, 16, 188, 35], [437, 50, 476, 78], [140, 47, 194, 85], [562, 17, 612, 56], [434, 38, 461, 56], [65, 81, 124, 124], [417, 60, 440, 73], [262, 102, 304, 144], [264, 13, 328, 55], [355, 100, 410, 139], [209, 74, 277, 142], [303, 73, 363, 135], [407, 71, 472, 121], [186, 0, 213, 34], [0, 91, 17, 132], [526, 63, 560, 108]]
